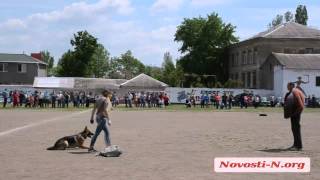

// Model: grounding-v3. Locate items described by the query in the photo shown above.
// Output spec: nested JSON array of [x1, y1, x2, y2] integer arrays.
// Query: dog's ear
[[84, 126, 88, 130]]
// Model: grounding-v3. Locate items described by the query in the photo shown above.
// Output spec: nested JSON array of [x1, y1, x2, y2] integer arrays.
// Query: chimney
[[31, 52, 43, 61]]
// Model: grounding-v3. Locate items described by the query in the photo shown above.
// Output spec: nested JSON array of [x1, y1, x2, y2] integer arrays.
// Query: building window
[[247, 72, 251, 88], [242, 51, 246, 65], [269, 64, 273, 72], [305, 48, 314, 54], [230, 74, 234, 80], [235, 73, 239, 80], [236, 53, 239, 66], [252, 71, 257, 88], [17, 64, 27, 73], [247, 50, 252, 64], [253, 47, 258, 65], [0, 63, 8, 72], [241, 73, 246, 87], [316, 77, 320, 87], [231, 54, 235, 67]]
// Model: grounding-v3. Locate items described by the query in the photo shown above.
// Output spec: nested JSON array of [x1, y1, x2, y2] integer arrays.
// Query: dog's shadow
[[257, 147, 290, 153]]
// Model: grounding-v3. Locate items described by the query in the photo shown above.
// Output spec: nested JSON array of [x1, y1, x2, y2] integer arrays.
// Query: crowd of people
[[1, 88, 318, 109], [117, 92, 170, 108], [1, 89, 96, 108], [185, 92, 319, 109]]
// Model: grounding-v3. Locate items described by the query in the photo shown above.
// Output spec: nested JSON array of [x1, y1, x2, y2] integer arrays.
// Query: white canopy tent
[[120, 73, 168, 92]]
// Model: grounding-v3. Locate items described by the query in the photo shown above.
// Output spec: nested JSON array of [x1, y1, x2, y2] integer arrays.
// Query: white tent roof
[[120, 73, 168, 89]]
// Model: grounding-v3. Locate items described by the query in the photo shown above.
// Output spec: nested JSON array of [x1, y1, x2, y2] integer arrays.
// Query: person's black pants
[[290, 113, 302, 149]]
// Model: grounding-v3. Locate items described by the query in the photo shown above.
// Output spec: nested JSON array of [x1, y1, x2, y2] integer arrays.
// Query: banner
[[165, 87, 273, 104]]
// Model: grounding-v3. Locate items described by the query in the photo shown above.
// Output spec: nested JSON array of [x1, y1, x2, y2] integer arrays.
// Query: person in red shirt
[[13, 91, 20, 108], [163, 94, 169, 107]]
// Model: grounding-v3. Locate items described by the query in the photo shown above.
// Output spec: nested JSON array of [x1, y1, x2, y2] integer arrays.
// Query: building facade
[[228, 22, 320, 89], [261, 53, 320, 97], [0, 53, 47, 85]]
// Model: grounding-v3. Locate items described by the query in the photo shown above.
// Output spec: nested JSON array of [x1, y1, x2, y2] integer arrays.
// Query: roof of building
[[0, 53, 47, 65], [247, 22, 320, 41], [269, 53, 320, 70], [120, 73, 168, 89]]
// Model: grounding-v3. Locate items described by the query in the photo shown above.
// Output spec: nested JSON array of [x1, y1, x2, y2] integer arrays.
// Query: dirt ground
[[0, 109, 319, 180]]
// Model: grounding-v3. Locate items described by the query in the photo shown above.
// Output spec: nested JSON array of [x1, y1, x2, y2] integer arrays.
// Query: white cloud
[[190, 0, 229, 7], [0, 0, 179, 66], [150, 0, 184, 12]]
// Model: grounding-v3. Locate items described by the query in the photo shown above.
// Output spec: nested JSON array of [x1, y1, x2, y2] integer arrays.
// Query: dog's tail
[[47, 146, 57, 150]]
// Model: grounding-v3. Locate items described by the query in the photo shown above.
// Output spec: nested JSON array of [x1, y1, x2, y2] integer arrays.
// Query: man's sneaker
[[88, 147, 97, 153], [104, 146, 113, 153]]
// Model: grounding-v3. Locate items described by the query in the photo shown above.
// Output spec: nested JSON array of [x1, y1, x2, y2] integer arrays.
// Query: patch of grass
[[0, 103, 319, 113], [115, 104, 320, 113]]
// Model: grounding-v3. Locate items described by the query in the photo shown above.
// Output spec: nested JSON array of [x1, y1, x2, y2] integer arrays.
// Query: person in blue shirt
[[2, 89, 8, 108]]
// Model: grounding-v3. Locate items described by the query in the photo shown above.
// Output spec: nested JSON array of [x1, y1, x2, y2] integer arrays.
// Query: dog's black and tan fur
[[47, 126, 94, 150]]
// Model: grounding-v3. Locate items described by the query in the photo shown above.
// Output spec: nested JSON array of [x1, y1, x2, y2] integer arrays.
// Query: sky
[[0, 0, 319, 66]]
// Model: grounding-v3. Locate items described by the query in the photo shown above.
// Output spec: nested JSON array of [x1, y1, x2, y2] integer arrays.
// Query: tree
[[57, 30, 99, 77], [108, 50, 145, 79], [295, 5, 308, 25], [56, 50, 77, 77], [40, 50, 54, 76], [145, 65, 163, 81], [268, 14, 283, 28], [161, 52, 177, 86], [284, 11, 294, 22], [89, 44, 110, 78], [175, 12, 238, 87]]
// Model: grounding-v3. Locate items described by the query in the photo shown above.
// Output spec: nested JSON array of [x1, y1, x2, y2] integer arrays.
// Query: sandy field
[[0, 109, 319, 180]]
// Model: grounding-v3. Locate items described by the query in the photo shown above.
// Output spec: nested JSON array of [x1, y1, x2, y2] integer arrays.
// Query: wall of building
[[281, 68, 320, 97], [0, 63, 38, 84], [273, 66, 285, 97], [228, 38, 320, 89]]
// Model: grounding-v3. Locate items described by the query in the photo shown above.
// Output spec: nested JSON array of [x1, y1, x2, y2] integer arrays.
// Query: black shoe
[[287, 146, 302, 151], [88, 147, 97, 153]]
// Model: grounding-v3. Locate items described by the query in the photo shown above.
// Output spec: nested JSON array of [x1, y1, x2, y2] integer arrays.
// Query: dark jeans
[[3, 98, 7, 108], [290, 113, 302, 149], [90, 116, 111, 147]]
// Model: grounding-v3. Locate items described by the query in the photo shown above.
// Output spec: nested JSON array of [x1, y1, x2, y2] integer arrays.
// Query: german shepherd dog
[[47, 126, 94, 150]]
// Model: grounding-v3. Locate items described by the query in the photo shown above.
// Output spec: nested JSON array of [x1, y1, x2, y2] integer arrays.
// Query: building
[[0, 53, 47, 85], [261, 53, 320, 97], [228, 22, 320, 89]]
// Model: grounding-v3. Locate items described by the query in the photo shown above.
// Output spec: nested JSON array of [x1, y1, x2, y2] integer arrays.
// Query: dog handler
[[284, 82, 305, 151], [88, 90, 113, 152]]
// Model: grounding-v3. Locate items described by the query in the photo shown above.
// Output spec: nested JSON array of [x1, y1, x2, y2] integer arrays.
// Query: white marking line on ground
[[0, 110, 90, 137]]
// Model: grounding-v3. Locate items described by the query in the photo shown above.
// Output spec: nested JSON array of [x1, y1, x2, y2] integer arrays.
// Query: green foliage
[[57, 30, 98, 77], [295, 5, 308, 25], [214, 81, 223, 88], [144, 65, 163, 81], [89, 44, 110, 78], [108, 50, 145, 79], [175, 12, 238, 87], [161, 52, 178, 87], [268, 11, 295, 29], [284, 11, 294, 22], [268, 14, 283, 28], [40, 50, 54, 76], [223, 79, 242, 88], [57, 50, 76, 76]]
